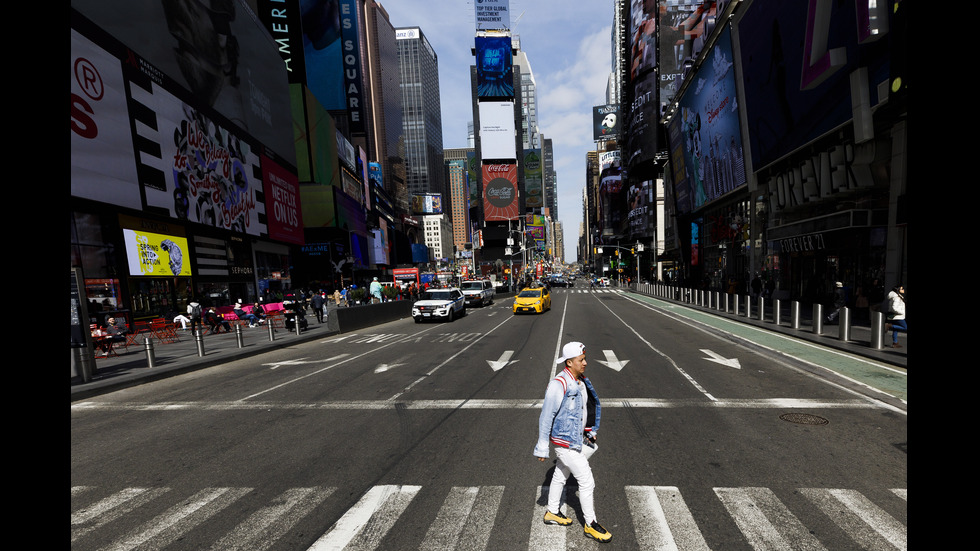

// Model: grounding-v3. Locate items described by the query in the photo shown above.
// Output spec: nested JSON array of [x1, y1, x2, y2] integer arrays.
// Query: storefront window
[[71, 212, 118, 280], [255, 250, 291, 300], [129, 277, 192, 319]]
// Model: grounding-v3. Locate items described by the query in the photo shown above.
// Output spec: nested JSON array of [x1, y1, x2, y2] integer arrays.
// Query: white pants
[[549, 443, 598, 524]]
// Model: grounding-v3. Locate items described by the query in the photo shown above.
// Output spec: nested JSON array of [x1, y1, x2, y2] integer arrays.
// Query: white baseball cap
[[556, 341, 586, 364]]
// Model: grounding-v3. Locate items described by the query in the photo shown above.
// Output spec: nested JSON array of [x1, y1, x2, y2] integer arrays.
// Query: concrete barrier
[[335, 300, 413, 332]]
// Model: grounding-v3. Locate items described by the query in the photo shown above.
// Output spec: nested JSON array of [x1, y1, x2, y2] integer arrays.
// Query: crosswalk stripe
[[801, 488, 907, 550], [422, 486, 503, 551], [529, 485, 567, 550], [210, 486, 336, 551], [715, 487, 828, 550], [626, 486, 710, 551], [70, 484, 908, 550], [71, 486, 171, 542], [308, 484, 420, 551], [105, 487, 251, 551]]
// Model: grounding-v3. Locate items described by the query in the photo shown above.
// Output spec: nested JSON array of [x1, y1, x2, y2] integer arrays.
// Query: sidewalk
[[71, 312, 341, 401], [627, 286, 906, 370]]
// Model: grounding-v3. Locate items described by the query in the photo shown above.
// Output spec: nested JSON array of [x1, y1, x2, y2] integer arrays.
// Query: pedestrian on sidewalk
[[825, 282, 846, 324], [533, 342, 612, 543], [884, 285, 906, 348], [311, 291, 325, 323], [187, 299, 204, 334]]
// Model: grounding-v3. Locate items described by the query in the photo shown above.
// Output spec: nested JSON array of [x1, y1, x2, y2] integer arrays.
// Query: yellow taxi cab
[[513, 286, 551, 314]]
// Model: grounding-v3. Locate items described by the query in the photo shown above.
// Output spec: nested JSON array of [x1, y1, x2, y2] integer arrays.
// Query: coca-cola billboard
[[482, 163, 518, 221]]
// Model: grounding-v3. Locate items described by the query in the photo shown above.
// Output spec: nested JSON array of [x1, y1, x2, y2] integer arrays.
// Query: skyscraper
[[364, 2, 408, 218], [513, 36, 539, 150], [396, 27, 445, 202]]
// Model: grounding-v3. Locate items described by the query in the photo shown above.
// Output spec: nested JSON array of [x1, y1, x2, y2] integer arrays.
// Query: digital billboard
[[669, 24, 746, 214], [479, 101, 516, 160], [263, 154, 304, 245], [412, 193, 443, 215], [475, 35, 514, 98], [523, 149, 543, 208], [475, 0, 510, 31], [482, 164, 519, 221], [593, 105, 621, 141], [71, 28, 141, 210], [736, 0, 891, 169], [72, 0, 294, 161], [122, 229, 192, 277], [625, 0, 662, 171]]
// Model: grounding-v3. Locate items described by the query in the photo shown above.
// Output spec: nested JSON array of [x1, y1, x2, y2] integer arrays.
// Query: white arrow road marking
[[323, 334, 358, 343], [700, 349, 742, 369], [374, 362, 406, 373], [264, 355, 350, 369], [487, 351, 517, 372], [595, 349, 629, 372]]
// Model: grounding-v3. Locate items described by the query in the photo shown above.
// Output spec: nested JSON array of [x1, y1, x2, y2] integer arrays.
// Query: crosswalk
[[71, 483, 906, 550], [552, 288, 624, 294]]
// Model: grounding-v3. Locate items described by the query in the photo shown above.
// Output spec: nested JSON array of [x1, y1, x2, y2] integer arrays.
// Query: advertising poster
[[592, 105, 621, 141], [672, 25, 746, 213], [128, 66, 264, 234], [658, 1, 715, 114], [627, 179, 654, 239], [412, 194, 443, 215], [482, 164, 519, 221], [299, 0, 345, 111], [71, 29, 142, 210], [736, 0, 891, 169], [479, 101, 517, 160], [523, 149, 543, 208], [122, 229, 192, 277], [475, 35, 514, 98], [475, 0, 509, 31], [467, 151, 481, 205], [72, 0, 294, 161], [263, 154, 304, 245]]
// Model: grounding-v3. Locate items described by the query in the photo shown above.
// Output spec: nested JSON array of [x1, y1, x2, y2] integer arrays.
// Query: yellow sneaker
[[543, 511, 573, 526], [584, 520, 612, 542]]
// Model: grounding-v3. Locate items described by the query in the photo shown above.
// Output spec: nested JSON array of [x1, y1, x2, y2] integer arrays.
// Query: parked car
[[513, 286, 551, 314], [412, 288, 466, 322], [460, 279, 495, 307]]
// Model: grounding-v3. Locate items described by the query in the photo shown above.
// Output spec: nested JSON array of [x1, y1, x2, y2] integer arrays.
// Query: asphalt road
[[71, 284, 907, 550]]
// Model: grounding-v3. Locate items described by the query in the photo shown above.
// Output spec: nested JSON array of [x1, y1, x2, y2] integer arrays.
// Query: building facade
[[397, 27, 446, 201]]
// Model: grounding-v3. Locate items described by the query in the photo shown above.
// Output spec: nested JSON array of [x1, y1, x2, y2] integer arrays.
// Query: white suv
[[460, 280, 495, 307]]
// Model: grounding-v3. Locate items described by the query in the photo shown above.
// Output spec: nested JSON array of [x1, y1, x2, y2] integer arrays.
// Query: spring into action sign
[[122, 229, 192, 277]]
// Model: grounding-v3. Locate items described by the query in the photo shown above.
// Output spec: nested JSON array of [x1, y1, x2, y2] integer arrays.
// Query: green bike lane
[[620, 291, 907, 408]]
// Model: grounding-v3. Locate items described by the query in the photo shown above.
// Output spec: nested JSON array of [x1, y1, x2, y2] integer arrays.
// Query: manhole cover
[[779, 413, 829, 425]]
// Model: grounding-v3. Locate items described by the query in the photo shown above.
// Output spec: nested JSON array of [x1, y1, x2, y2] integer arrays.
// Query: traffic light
[[631, 248, 635, 254]]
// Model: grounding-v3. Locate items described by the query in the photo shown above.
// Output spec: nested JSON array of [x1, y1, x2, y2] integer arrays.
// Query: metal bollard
[[268, 320, 276, 341], [838, 307, 851, 342], [235, 324, 245, 348], [195, 329, 205, 357], [790, 301, 801, 329], [143, 336, 156, 368], [813, 304, 824, 334], [294, 319, 302, 336], [871, 311, 885, 349], [733, 294, 740, 316], [774, 298, 782, 326], [723, 293, 730, 313], [757, 296, 765, 321]]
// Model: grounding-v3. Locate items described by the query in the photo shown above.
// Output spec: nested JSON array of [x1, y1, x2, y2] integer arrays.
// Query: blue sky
[[380, 0, 615, 262]]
